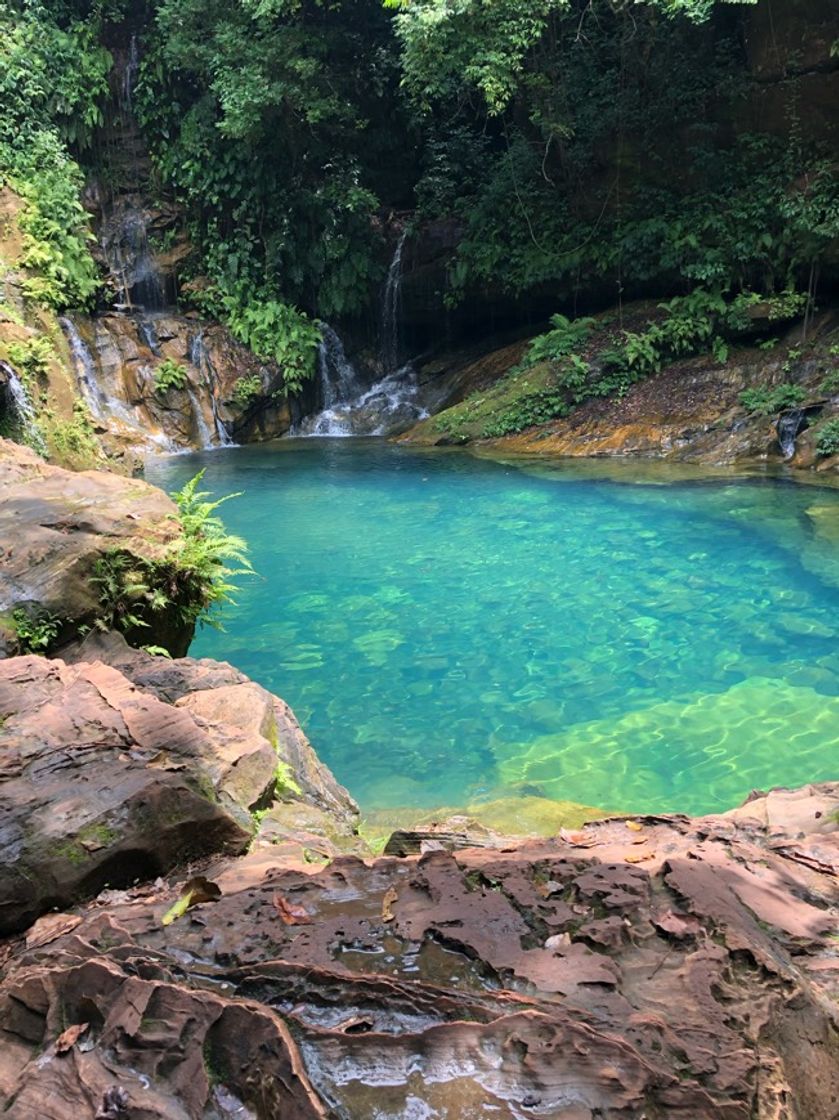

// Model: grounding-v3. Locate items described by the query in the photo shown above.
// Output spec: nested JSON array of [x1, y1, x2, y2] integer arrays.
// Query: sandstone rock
[[64, 311, 293, 455], [1, 788, 837, 1116], [0, 438, 190, 654], [62, 631, 359, 828], [0, 648, 357, 934]]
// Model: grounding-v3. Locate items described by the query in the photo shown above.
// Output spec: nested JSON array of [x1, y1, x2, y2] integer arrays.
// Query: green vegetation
[[815, 419, 839, 458], [10, 606, 61, 654], [6, 335, 54, 383], [43, 400, 100, 467], [431, 286, 817, 440], [154, 357, 189, 394], [232, 373, 263, 406], [0, 2, 106, 309], [739, 385, 807, 415], [86, 471, 250, 649]]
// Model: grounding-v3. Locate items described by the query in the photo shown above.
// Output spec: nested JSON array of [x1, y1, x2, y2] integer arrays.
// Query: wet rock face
[[0, 438, 191, 653], [1, 787, 837, 1117], [62, 312, 293, 455], [0, 641, 357, 935]]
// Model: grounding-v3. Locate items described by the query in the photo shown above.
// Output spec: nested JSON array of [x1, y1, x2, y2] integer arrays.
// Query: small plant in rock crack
[[11, 606, 61, 653]]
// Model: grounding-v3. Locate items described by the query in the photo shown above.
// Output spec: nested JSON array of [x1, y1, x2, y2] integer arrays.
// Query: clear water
[[146, 441, 839, 817]]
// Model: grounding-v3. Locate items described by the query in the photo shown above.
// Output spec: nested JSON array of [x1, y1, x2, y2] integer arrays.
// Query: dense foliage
[[0, 0, 836, 387], [0, 0, 110, 307]]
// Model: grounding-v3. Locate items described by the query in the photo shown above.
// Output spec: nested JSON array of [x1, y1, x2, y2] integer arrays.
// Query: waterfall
[[1, 361, 45, 453], [59, 317, 108, 420], [120, 35, 139, 114], [380, 229, 407, 372], [296, 322, 429, 438], [776, 409, 806, 460], [189, 330, 234, 447], [137, 316, 161, 355], [101, 202, 166, 312]]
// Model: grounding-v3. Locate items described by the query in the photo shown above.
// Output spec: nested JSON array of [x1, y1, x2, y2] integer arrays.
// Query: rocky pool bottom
[[147, 440, 839, 824], [1, 438, 838, 1117], [0, 636, 838, 1119]]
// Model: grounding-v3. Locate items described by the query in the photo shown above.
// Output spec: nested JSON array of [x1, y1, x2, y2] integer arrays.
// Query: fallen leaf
[[56, 1022, 89, 1054], [559, 828, 596, 847], [272, 892, 312, 925], [161, 876, 221, 926], [545, 932, 572, 951], [625, 820, 643, 832], [381, 885, 398, 922], [624, 850, 655, 863]]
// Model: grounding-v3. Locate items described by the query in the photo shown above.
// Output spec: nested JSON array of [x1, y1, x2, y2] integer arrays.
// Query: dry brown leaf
[[625, 820, 644, 832], [273, 892, 312, 925], [625, 850, 655, 863], [56, 1022, 90, 1054], [545, 932, 572, 951], [381, 885, 398, 922]]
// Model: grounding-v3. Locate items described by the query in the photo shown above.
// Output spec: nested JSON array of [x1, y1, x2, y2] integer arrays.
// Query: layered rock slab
[[0, 437, 187, 653], [1, 786, 837, 1118], [0, 646, 357, 934]]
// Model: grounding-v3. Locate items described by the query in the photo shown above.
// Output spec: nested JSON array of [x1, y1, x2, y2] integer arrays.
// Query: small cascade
[[777, 409, 807, 460], [1, 361, 44, 452], [59, 317, 108, 420], [119, 35, 139, 115], [61, 316, 175, 451], [101, 200, 166, 312], [137, 316, 161, 355], [185, 382, 214, 449], [296, 323, 429, 437], [189, 330, 234, 447], [300, 324, 366, 435], [380, 229, 407, 372]]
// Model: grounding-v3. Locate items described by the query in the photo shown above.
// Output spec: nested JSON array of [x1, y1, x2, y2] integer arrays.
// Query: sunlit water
[[147, 441, 839, 816]]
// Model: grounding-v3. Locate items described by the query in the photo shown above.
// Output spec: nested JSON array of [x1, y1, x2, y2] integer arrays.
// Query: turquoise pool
[[147, 441, 839, 816]]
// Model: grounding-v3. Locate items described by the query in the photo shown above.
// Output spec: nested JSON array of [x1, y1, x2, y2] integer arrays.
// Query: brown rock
[[0, 648, 357, 934], [1, 788, 838, 1116], [0, 438, 190, 654]]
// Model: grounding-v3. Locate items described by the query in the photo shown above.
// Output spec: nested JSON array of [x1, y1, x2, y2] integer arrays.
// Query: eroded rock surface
[[0, 644, 357, 934], [63, 312, 295, 455], [1, 785, 836, 1118]]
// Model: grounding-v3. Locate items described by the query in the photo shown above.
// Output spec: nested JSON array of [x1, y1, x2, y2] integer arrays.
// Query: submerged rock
[[0, 781, 836, 1116]]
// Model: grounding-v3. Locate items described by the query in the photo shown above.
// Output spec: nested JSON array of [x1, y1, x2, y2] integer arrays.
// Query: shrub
[[739, 384, 807, 415], [11, 606, 61, 654], [6, 335, 54, 383], [86, 472, 251, 651], [815, 418, 839, 458], [232, 374, 263, 406], [221, 292, 320, 395], [154, 357, 189, 394], [520, 314, 595, 369]]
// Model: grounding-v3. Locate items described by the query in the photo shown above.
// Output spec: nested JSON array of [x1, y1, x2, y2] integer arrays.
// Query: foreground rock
[[0, 641, 357, 934], [0, 438, 188, 654], [0, 784, 836, 1117]]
